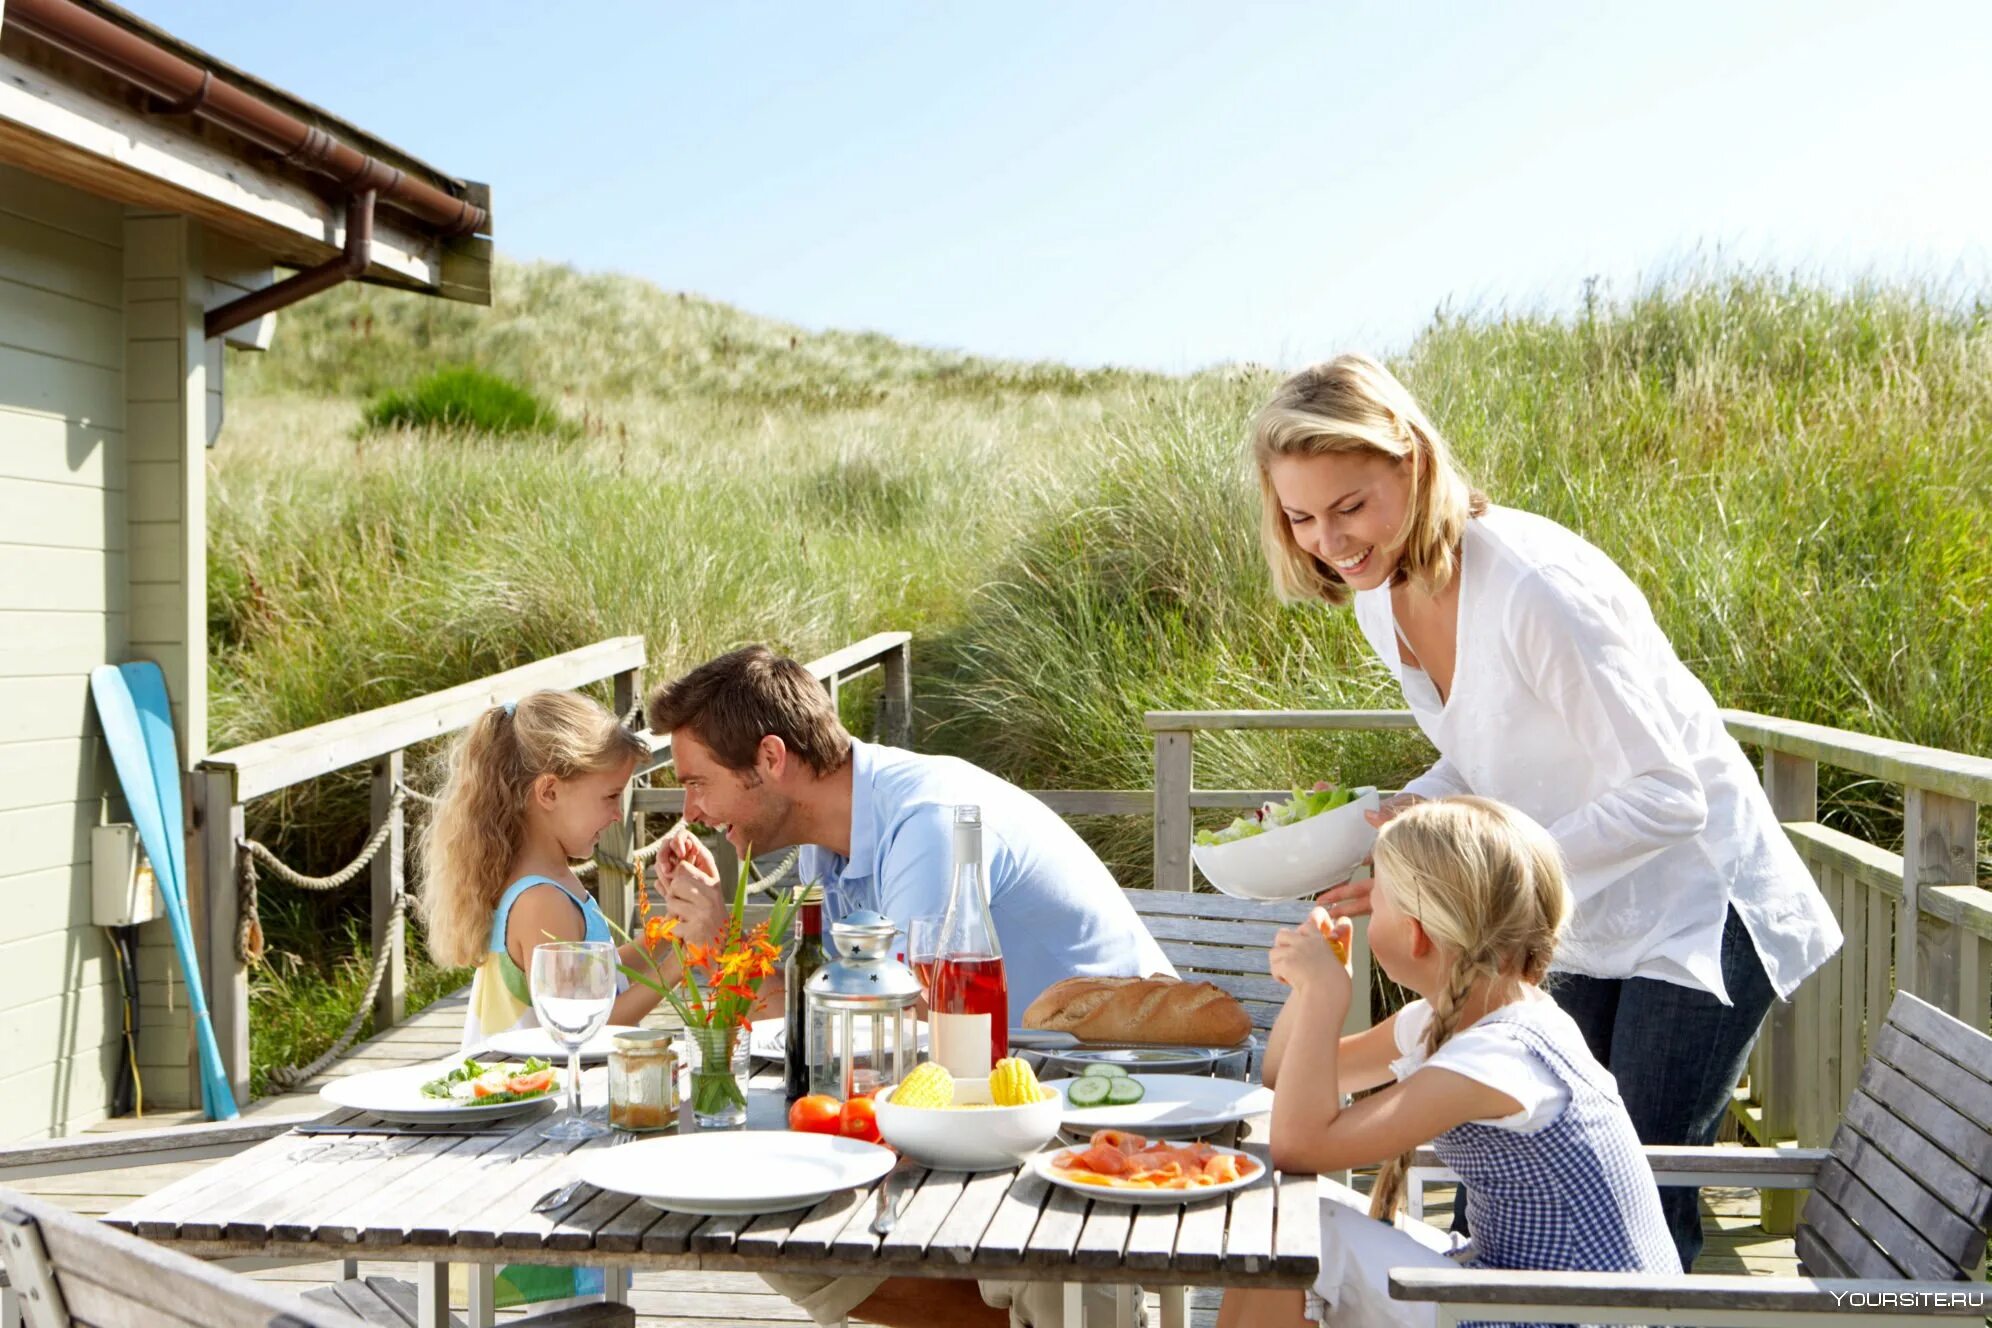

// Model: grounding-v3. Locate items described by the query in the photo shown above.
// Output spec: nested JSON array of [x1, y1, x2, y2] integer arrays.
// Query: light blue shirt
[[799, 740, 1174, 1010]]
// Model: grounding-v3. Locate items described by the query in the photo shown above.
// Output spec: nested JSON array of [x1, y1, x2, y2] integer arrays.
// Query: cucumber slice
[[1066, 1075, 1113, 1107], [1079, 1063, 1129, 1079], [1105, 1077, 1146, 1105]]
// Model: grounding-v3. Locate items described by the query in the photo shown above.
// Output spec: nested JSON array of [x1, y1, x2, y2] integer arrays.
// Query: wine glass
[[529, 940, 617, 1140], [908, 914, 943, 1004]]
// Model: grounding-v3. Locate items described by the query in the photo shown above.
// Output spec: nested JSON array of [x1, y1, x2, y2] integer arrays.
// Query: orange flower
[[643, 914, 678, 950], [684, 942, 716, 971], [717, 983, 757, 1003]]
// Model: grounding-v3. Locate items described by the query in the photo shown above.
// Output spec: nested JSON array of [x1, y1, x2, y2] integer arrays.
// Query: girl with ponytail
[[419, 689, 726, 1048], [1220, 798, 1678, 1328]]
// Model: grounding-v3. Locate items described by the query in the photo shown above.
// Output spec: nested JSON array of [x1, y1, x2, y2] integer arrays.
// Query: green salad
[[419, 1056, 557, 1104], [1194, 782, 1357, 846]]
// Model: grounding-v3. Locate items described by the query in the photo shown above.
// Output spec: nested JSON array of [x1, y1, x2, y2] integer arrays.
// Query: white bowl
[[1191, 787, 1381, 900], [873, 1076, 1062, 1171]]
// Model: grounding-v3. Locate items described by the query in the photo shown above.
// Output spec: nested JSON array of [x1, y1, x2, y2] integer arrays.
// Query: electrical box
[[92, 824, 162, 928]]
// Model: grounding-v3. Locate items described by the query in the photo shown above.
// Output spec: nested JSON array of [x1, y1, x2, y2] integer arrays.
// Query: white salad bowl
[[873, 1076, 1062, 1171], [1191, 787, 1381, 900]]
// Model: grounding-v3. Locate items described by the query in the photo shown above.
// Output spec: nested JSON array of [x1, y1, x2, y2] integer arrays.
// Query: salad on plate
[[1195, 782, 1356, 846], [419, 1056, 558, 1106]]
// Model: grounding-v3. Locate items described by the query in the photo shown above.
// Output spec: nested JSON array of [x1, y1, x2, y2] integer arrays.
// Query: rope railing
[[235, 779, 798, 1091]]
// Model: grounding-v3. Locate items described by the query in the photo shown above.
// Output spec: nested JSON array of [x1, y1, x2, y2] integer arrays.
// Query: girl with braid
[[1220, 798, 1678, 1328]]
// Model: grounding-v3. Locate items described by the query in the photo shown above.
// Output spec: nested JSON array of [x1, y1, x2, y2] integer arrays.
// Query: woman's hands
[[1269, 909, 1355, 1005], [1314, 792, 1423, 917], [655, 827, 727, 946]]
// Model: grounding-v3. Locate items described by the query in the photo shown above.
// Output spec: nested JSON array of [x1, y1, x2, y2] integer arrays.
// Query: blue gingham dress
[[1434, 1001, 1680, 1325]]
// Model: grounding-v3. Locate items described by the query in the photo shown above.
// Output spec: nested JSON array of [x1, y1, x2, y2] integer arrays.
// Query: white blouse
[[1353, 506, 1842, 1001]]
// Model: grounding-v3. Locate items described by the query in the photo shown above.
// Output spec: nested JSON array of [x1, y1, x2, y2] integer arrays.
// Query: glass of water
[[530, 940, 617, 1140]]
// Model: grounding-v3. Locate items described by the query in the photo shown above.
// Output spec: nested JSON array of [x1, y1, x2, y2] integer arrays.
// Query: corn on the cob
[[894, 1062, 955, 1109], [989, 1057, 1043, 1106]]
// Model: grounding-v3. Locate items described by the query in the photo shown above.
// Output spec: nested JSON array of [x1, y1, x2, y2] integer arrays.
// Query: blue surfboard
[[91, 662, 239, 1120]]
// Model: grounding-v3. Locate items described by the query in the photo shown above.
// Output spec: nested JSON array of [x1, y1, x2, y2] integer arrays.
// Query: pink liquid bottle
[[929, 804, 1009, 1074]]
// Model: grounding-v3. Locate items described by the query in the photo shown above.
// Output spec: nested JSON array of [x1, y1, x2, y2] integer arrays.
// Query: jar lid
[[612, 1029, 674, 1050]]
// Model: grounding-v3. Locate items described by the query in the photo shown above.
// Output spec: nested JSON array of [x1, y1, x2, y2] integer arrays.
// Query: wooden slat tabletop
[[105, 1062, 1319, 1291]]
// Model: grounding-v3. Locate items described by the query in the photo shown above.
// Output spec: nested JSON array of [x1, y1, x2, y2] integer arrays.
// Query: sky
[[134, 2, 1992, 372]]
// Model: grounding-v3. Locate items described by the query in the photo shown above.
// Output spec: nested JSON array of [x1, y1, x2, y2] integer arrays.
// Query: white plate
[[572, 1130, 894, 1215], [1031, 1140, 1266, 1205], [748, 1016, 929, 1061], [1047, 1075, 1274, 1135], [318, 1060, 559, 1124], [482, 1024, 641, 1064], [1191, 788, 1381, 900]]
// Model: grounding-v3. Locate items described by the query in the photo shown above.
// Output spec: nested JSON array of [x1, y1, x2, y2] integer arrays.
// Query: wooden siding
[[0, 162, 125, 1141], [121, 211, 213, 1113]]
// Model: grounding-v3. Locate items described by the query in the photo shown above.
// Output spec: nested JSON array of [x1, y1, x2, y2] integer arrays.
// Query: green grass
[[221, 258, 1990, 1089], [361, 364, 573, 438]]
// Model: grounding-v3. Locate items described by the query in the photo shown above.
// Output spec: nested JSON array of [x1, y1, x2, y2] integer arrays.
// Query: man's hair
[[646, 645, 852, 776]]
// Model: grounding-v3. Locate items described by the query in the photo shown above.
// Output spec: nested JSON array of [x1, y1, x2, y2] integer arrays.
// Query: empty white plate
[[572, 1130, 894, 1215]]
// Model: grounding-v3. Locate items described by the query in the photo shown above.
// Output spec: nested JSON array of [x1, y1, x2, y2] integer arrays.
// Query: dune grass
[[216, 259, 1991, 1087]]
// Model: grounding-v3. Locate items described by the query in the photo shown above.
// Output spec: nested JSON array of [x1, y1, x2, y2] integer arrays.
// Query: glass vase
[[686, 1021, 750, 1129]]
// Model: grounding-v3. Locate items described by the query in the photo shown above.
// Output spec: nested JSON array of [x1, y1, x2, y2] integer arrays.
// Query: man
[[647, 644, 1173, 1011], [647, 644, 1170, 1328]]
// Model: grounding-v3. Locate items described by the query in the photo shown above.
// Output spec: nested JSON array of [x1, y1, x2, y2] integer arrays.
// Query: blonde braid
[[1369, 948, 1490, 1220]]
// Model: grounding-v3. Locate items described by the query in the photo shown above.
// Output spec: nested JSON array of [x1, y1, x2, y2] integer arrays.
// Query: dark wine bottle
[[783, 887, 828, 1101]]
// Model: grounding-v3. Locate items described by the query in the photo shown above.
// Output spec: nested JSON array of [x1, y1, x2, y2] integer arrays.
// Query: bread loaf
[[1022, 975, 1251, 1047]]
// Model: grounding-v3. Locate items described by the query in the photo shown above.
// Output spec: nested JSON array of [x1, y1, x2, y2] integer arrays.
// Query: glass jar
[[686, 1021, 752, 1129], [608, 1029, 679, 1132]]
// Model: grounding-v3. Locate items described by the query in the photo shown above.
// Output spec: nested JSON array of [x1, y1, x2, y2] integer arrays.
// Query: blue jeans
[[1547, 906, 1775, 1271]]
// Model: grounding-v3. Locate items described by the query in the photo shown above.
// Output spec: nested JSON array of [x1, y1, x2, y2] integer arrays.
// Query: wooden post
[[599, 668, 644, 931], [880, 639, 913, 747], [1758, 747, 1815, 1232], [1902, 786, 1976, 1008], [193, 768, 248, 1106], [370, 752, 406, 1032], [1153, 730, 1193, 892]]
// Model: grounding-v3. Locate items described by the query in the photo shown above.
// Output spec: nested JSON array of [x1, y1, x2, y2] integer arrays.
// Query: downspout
[[206, 190, 371, 339]]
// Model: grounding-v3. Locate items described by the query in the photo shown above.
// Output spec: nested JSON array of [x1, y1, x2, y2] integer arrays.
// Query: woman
[[1251, 352, 1841, 1269]]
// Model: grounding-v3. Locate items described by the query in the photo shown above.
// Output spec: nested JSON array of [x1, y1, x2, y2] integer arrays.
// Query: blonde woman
[[1222, 799, 1678, 1328], [420, 689, 727, 1048], [1250, 354, 1841, 1269]]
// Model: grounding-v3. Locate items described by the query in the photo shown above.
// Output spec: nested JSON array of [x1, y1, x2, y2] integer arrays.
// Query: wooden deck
[[14, 991, 1798, 1326]]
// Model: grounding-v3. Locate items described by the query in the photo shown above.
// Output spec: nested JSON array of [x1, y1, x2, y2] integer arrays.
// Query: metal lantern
[[803, 910, 922, 1100]]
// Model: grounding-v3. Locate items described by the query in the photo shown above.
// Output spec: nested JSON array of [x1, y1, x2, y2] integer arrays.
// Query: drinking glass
[[530, 940, 617, 1140], [908, 914, 943, 1004]]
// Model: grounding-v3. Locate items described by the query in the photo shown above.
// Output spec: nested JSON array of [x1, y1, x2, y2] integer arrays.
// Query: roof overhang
[[0, 0, 492, 304]]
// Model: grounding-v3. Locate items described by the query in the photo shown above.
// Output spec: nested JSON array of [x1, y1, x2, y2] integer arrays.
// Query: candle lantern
[[804, 909, 922, 1100]]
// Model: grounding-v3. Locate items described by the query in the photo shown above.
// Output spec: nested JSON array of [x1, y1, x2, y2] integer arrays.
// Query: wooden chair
[[1126, 888, 1317, 1035], [1388, 991, 1992, 1327], [0, 1186, 633, 1328]]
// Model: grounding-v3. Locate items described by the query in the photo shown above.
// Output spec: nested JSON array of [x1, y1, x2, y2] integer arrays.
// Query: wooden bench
[[1390, 990, 1992, 1326], [0, 1187, 634, 1328]]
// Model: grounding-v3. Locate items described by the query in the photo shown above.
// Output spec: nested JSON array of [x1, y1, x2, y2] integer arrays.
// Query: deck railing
[[194, 637, 649, 1104]]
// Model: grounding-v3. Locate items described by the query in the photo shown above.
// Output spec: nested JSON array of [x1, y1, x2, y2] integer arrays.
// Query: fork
[[532, 1178, 584, 1214]]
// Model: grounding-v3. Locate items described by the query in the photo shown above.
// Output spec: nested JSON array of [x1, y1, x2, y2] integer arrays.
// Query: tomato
[[506, 1069, 556, 1096], [837, 1095, 880, 1144], [788, 1094, 844, 1134]]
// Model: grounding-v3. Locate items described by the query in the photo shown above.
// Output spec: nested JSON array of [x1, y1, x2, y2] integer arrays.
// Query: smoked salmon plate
[[1033, 1129, 1264, 1200]]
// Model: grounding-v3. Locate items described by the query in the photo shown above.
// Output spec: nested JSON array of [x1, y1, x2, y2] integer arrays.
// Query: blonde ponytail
[[417, 690, 648, 967], [1363, 797, 1569, 1220]]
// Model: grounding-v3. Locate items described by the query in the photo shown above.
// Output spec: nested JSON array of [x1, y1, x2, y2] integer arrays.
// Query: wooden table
[[104, 1063, 1319, 1328]]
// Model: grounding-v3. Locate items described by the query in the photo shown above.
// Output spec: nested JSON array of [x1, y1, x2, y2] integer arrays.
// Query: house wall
[[122, 209, 211, 1116], [0, 163, 223, 1137], [0, 161, 129, 1139]]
